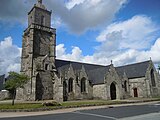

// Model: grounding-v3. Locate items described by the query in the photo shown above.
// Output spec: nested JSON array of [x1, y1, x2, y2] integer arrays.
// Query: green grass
[[62, 100, 126, 107], [0, 98, 159, 111], [0, 100, 125, 110], [0, 103, 43, 110]]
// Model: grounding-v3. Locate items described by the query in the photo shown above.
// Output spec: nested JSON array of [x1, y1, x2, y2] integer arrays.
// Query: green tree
[[4, 72, 29, 105], [158, 64, 160, 74]]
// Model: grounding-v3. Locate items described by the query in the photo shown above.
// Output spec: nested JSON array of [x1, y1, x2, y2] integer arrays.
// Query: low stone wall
[[0, 90, 10, 100]]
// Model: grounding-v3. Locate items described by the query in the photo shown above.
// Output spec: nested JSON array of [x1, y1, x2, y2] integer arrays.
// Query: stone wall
[[105, 65, 123, 100], [145, 61, 160, 97], [0, 90, 10, 100], [129, 77, 148, 98], [58, 64, 93, 101], [53, 73, 63, 102], [93, 84, 107, 99]]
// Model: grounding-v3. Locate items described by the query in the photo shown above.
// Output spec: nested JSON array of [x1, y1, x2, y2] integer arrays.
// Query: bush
[[42, 101, 62, 106]]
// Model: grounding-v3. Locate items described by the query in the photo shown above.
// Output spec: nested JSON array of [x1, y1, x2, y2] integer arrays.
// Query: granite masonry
[[16, 0, 160, 102]]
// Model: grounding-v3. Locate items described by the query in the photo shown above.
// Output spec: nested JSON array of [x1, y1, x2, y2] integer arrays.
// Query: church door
[[63, 81, 68, 101], [110, 82, 116, 100], [133, 88, 138, 97]]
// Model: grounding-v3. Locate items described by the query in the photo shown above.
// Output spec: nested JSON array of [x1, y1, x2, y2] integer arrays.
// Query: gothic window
[[45, 64, 49, 70], [151, 69, 156, 87], [133, 88, 138, 97], [124, 81, 127, 92], [68, 78, 73, 93], [81, 78, 86, 93], [76, 76, 79, 84], [41, 15, 45, 26]]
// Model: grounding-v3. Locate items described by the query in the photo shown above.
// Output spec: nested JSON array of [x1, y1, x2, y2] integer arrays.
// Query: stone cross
[[111, 60, 113, 65], [38, 0, 42, 4]]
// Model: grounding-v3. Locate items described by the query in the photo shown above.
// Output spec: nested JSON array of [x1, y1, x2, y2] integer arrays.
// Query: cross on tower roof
[[38, 0, 42, 4], [111, 60, 113, 65]]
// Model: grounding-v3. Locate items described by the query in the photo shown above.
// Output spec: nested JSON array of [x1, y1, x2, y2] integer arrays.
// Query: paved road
[[0, 102, 160, 120]]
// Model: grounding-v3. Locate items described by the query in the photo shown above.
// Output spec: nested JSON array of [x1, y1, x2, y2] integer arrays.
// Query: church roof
[[55, 59, 109, 84], [55, 59, 105, 72], [0, 74, 5, 91], [116, 60, 150, 79], [55, 59, 150, 84], [88, 66, 110, 85]]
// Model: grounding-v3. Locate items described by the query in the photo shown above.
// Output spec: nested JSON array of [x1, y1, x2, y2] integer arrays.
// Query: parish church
[[16, 0, 160, 102]]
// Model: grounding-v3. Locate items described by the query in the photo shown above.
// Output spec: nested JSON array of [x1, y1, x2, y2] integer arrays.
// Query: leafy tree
[[158, 64, 160, 70], [4, 72, 29, 105], [158, 64, 160, 74]]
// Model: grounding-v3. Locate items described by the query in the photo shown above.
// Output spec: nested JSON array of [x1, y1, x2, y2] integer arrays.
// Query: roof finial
[[111, 60, 113, 65], [38, 0, 42, 4], [150, 57, 152, 61]]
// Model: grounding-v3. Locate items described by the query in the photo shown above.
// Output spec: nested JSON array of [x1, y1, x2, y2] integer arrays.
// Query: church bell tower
[[18, 0, 56, 100]]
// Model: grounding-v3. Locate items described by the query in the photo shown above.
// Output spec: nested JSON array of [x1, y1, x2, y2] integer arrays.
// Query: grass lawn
[[0, 103, 44, 110], [0, 100, 125, 110], [62, 100, 126, 107], [0, 98, 160, 111]]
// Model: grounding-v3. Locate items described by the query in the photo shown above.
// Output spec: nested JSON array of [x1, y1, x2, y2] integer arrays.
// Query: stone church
[[16, 0, 160, 102]]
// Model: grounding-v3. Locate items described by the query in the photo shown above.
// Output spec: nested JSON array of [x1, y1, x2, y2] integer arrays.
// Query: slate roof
[[55, 59, 109, 84], [116, 61, 150, 79], [0, 74, 5, 91], [55, 59, 150, 84], [55, 59, 105, 71], [88, 66, 110, 85]]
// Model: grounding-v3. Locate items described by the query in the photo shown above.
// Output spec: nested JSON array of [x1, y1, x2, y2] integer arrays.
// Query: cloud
[[56, 44, 83, 61], [0, 0, 127, 33], [137, 38, 160, 64], [0, 0, 34, 24], [50, 0, 127, 33], [65, 0, 86, 9], [0, 37, 21, 75], [97, 15, 158, 50], [55, 15, 160, 67], [1, 35, 159, 76], [56, 37, 160, 67]]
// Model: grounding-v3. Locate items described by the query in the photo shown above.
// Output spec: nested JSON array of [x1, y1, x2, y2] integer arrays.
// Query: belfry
[[17, 0, 61, 101]]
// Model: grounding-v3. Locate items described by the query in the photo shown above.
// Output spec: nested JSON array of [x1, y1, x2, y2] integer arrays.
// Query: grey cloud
[[0, 37, 21, 75], [46, 0, 127, 33], [0, 0, 34, 23], [0, 0, 127, 33]]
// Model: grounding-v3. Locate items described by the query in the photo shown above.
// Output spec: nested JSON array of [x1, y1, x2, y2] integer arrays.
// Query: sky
[[0, 0, 160, 75]]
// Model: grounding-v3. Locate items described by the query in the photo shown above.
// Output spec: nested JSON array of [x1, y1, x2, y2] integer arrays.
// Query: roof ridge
[[88, 65, 111, 72], [116, 60, 150, 68], [56, 59, 107, 67]]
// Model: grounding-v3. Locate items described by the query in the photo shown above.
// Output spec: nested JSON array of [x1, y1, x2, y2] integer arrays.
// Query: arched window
[[68, 78, 73, 93], [133, 88, 138, 97], [45, 64, 49, 70], [151, 69, 156, 87], [124, 81, 127, 92], [81, 78, 86, 92], [110, 82, 116, 100]]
